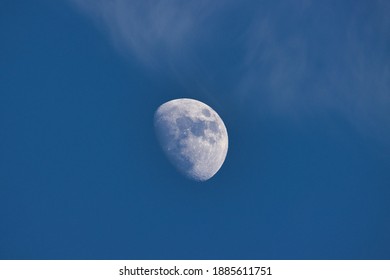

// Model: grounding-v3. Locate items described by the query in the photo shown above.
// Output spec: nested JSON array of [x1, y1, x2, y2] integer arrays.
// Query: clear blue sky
[[0, 0, 389, 259]]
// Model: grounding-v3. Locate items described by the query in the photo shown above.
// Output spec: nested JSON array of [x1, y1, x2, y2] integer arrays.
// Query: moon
[[154, 98, 228, 181]]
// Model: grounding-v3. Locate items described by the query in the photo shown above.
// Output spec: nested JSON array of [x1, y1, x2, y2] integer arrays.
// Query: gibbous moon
[[154, 98, 228, 181]]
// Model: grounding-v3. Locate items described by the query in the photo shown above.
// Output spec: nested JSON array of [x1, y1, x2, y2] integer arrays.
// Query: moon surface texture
[[154, 98, 228, 181]]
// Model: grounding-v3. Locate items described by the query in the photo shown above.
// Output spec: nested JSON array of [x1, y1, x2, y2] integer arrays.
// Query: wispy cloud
[[69, 0, 390, 145], [237, 1, 390, 144], [69, 0, 229, 66]]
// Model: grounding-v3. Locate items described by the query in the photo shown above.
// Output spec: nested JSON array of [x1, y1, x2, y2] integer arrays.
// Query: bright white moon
[[154, 98, 228, 181]]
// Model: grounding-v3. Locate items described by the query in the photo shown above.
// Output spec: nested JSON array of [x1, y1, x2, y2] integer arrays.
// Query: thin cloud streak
[[69, 0, 390, 145], [70, 0, 227, 65]]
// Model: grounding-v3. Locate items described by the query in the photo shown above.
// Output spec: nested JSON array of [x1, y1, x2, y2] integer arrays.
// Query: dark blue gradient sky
[[1, 0, 389, 259]]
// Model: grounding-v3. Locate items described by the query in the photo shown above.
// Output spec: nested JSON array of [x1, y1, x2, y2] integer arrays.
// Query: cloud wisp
[[70, 0, 228, 65], [70, 0, 390, 145]]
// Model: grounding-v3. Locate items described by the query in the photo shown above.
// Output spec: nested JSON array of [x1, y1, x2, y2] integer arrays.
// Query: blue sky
[[0, 0, 389, 259]]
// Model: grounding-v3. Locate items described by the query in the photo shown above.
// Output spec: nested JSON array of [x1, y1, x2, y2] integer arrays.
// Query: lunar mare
[[154, 98, 228, 181]]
